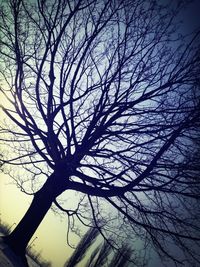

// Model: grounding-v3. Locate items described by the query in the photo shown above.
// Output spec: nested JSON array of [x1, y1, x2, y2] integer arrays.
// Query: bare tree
[[0, 0, 200, 266]]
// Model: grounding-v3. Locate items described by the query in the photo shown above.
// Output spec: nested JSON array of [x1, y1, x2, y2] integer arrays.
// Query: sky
[[0, 1, 200, 267], [179, 0, 200, 36]]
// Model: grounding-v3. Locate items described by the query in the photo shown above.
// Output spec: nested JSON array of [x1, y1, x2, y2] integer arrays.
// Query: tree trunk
[[3, 171, 66, 262]]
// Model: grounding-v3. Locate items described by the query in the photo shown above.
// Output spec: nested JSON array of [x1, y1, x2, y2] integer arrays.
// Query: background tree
[[0, 0, 200, 266], [0, 155, 3, 169], [65, 223, 133, 267], [66, 226, 99, 267]]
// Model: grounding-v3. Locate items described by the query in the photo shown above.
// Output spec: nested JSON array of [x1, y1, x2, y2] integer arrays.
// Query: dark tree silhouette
[[0, 0, 200, 266]]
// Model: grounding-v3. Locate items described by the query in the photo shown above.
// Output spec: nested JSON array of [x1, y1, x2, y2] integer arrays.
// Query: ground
[[0, 236, 39, 267]]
